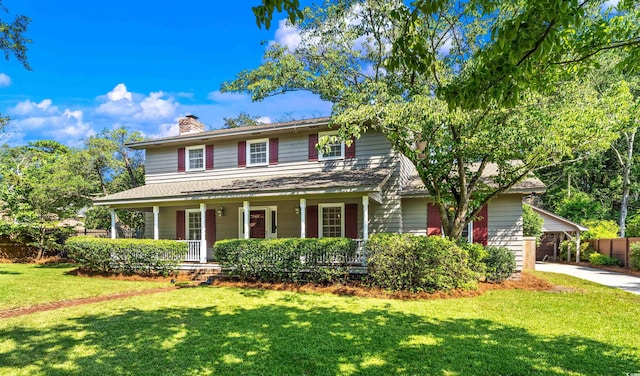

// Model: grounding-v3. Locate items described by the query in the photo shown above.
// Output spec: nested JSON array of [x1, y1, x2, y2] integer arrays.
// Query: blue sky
[[0, 0, 331, 146]]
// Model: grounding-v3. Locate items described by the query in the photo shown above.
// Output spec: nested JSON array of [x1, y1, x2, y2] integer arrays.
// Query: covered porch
[[96, 169, 391, 264]]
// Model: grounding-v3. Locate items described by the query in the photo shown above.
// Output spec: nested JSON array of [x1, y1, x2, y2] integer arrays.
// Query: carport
[[527, 204, 588, 262]]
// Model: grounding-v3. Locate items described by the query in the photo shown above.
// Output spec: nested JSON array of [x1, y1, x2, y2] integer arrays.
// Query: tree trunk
[[618, 131, 635, 238]]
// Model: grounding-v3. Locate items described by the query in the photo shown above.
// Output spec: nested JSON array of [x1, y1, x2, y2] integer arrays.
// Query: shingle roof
[[95, 168, 391, 205], [401, 162, 546, 195], [128, 117, 331, 149]]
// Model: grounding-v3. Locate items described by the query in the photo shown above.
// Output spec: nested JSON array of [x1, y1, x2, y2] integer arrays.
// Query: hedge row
[[215, 238, 357, 283], [66, 236, 187, 275], [366, 234, 490, 293]]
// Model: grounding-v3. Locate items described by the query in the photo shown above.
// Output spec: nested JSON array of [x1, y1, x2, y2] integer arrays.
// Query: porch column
[[300, 198, 306, 238], [110, 209, 116, 239], [575, 231, 581, 263], [362, 196, 369, 240], [153, 206, 159, 240], [200, 203, 207, 263], [243, 201, 250, 239]]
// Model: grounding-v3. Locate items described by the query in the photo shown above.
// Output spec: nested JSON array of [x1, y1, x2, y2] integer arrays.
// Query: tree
[[0, 2, 31, 131], [223, 111, 261, 128], [522, 205, 543, 239], [0, 141, 98, 257], [226, 0, 629, 239], [83, 127, 145, 233]]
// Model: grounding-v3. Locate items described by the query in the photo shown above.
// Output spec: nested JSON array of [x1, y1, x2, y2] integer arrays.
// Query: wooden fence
[[588, 238, 640, 267]]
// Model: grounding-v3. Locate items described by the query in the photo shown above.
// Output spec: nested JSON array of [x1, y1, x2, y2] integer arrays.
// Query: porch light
[[217, 206, 225, 217], [295, 206, 300, 215]]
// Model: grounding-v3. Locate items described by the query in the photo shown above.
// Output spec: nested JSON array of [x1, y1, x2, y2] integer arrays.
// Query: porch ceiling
[[94, 169, 392, 206]]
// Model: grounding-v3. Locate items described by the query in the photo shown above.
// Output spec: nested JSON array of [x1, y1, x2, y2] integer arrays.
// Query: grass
[[0, 263, 166, 310], [1, 269, 640, 375]]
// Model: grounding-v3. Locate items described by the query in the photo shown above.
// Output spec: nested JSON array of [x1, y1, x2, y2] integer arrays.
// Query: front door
[[249, 210, 266, 238]]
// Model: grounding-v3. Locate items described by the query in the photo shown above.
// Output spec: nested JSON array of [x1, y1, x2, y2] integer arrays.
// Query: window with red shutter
[[306, 205, 318, 238], [238, 141, 246, 167], [205, 145, 214, 170], [269, 138, 278, 165], [177, 148, 185, 172], [308, 134, 318, 161], [345, 203, 358, 239], [427, 203, 442, 236], [176, 210, 185, 240], [473, 206, 488, 246], [345, 137, 356, 159], [205, 209, 216, 245]]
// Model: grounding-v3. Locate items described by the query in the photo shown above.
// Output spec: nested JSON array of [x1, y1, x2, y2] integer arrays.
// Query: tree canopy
[[229, 0, 635, 238]]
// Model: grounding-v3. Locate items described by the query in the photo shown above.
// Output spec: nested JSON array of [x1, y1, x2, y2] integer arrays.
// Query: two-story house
[[95, 115, 544, 270]]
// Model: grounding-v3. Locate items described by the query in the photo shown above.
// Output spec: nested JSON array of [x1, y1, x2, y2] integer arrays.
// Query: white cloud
[[107, 83, 133, 101], [273, 19, 302, 50], [256, 116, 272, 124], [96, 84, 178, 121], [0, 73, 11, 87], [602, 0, 619, 9], [11, 99, 59, 115], [148, 120, 180, 139], [136, 91, 178, 120], [8, 107, 94, 146]]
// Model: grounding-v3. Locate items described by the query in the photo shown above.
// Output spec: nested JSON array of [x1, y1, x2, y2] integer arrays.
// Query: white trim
[[246, 138, 269, 167], [238, 205, 278, 239], [318, 203, 345, 238], [153, 206, 159, 240], [362, 196, 369, 240], [185, 208, 202, 240], [185, 145, 205, 171], [300, 198, 306, 238], [461, 221, 473, 242], [318, 131, 344, 161]]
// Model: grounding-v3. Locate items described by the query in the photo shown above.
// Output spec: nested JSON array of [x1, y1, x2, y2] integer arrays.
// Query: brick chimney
[[178, 115, 205, 134]]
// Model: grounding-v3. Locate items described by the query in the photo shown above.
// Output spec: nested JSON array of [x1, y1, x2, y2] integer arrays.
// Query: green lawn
[[0, 263, 166, 310], [1, 269, 639, 375]]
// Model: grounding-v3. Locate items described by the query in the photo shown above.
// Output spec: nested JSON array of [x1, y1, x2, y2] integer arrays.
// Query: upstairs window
[[186, 146, 204, 171], [318, 131, 344, 161], [247, 138, 269, 166]]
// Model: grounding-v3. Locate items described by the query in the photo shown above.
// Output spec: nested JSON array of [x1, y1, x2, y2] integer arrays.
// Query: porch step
[[178, 263, 224, 282]]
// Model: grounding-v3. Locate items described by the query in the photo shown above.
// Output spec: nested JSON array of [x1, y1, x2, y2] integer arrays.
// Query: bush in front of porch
[[214, 238, 357, 284], [66, 237, 187, 275], [367, 234, 483, 293]]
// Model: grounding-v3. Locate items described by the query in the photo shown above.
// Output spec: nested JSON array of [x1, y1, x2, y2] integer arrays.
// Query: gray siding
[[144, 131, 396, 184], [401, 197, 428, 236], [487, 194, 524, 270]]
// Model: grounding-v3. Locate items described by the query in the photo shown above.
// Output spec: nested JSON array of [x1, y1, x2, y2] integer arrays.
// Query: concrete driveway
[[535, 262, 640, 295]]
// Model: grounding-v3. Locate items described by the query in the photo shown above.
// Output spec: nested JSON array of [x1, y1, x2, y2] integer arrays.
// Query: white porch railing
[[178, 240, 202, 262]]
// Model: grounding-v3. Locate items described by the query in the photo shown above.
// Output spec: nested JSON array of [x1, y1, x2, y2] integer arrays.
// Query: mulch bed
[[0, 270, 555, 320]]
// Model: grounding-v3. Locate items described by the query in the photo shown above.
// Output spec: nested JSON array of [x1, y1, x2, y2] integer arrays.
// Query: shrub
[[483, 246, 516, 283], [459, 241, 488, 278], [66, 236, 187, 275], [522, 205, 543, 239], [215, 237, 356, 283], [559, 241, 594, 261], [630, 242, 640, 271], [366, 233, 478, 293], [581, 220, 619, 240], [588, 252, 621, 266]]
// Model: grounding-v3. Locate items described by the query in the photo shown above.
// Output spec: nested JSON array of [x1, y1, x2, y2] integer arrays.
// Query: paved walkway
[[535, 262, 640, 295]]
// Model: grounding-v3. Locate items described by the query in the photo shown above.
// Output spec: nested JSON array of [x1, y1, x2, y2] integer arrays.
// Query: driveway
[[535, 262, 640, 295]]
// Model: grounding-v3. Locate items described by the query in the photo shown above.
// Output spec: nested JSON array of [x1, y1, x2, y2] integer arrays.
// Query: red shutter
[[205, 145, 214, 170], [345, 203, 358, 239], [177, 148, 185, 172], [269, 138, 278, 165], [427, 203, 442, 236], [306, 205, 318, 238], [206, 209, 216, 245], [176, 210, 185, 240], [345, 137, 356, 159], [473, 205, 488, 246], [308, 134, 318, 161], [238, 141, 246, 167]]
